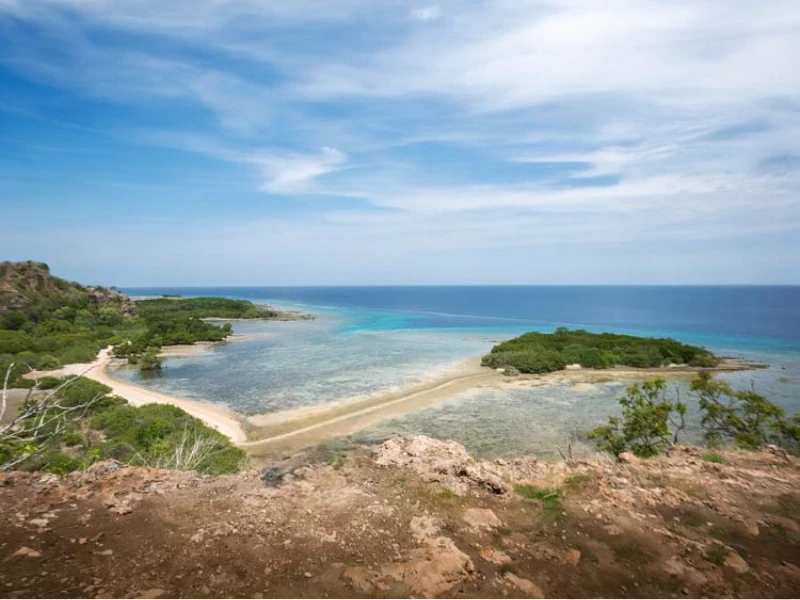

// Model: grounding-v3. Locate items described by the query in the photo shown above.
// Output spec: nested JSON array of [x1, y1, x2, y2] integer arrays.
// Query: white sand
[[26, 349, 247, 443]]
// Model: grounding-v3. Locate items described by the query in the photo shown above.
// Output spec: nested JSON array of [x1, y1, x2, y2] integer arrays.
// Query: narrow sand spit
[[240, 358, 758, 456], [243, 360, 504, 455]]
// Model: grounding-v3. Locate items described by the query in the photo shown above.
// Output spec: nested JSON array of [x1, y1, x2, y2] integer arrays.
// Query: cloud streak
[[1, 0, 799, 283]]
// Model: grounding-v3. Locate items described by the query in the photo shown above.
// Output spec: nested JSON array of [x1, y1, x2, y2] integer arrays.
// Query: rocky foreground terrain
[[1, 436, 799, 598]]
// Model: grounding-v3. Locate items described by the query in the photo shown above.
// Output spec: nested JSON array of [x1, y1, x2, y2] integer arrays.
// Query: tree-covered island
[[482, 327, 719, 374]]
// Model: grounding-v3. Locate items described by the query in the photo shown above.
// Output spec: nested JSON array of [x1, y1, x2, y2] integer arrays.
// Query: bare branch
[[1, 362, 14, 425], [1, 367, 105, 471]]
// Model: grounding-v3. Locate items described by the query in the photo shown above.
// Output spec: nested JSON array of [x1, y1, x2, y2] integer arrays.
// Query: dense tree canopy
[[1, 263, 288, 380], [482, 328, 718, 374]]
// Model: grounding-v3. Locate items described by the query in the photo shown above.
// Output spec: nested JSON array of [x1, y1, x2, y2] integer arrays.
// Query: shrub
[[23, 449, 86, 476], [138, 348, 163, 371], [704, 543, 730, 566], [37, 376, 64, 390], [588, 379, 687, 458], [91, 403, 245, 475], [692, 372, 799, 450], [0, 310, 27, 330]]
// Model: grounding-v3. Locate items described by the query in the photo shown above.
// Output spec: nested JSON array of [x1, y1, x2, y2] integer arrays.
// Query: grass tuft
[[702, 451, 726, 464], [498, 564, 518, 575], [704, 543, 730, 566], [514, 484, 563, 512]]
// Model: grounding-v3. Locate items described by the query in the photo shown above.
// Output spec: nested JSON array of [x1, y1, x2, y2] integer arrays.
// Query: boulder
[[375, 436, 509, 495]]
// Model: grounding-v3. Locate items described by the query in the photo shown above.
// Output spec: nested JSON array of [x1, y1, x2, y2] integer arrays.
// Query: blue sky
[[1, 0, 799, 285]]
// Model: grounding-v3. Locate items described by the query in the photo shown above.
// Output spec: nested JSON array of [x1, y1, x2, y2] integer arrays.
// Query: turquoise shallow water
[[118, 286, 800, 458]]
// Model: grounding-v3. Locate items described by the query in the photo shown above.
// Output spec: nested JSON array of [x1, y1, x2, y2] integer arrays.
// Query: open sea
[[118, 286, 800, 458]]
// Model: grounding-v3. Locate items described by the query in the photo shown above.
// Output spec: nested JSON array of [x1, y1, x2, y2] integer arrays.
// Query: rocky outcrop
[[375, 435, 509, 495], [0, 260, 136, 317]]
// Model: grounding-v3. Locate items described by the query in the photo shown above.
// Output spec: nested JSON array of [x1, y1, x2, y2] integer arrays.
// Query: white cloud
[[250, 147, 347, 194], [410, 6, 441, 22], [2, 0, 800, 282]]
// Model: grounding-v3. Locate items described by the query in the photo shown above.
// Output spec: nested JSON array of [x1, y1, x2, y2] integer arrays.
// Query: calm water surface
[[119, 286, 800, 458]]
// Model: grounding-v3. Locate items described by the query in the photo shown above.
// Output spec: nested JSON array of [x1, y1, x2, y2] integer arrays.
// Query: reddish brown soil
[[1, 440, 799, 598]]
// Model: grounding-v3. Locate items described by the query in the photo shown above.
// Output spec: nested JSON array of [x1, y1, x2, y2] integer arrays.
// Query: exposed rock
[[0, 261, 136, 318], [563, 548, 581, 566], [12, 546, 42, 558], [410, 515, 441, 542], [479, 547, 512, 565], [463, 508, 502, 530], [190, 531, 205, 544], [261, 466, 292, 488], [375, 436, 509, 495], [618, 452, 641, 466], [136, 588, 167, 598], [724, 552, 750, 574], [504, 573, 545, 598]]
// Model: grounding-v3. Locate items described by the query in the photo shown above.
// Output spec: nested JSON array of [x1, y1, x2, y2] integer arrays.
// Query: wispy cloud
[[410, 6, 442, 22], [1, 0, 799, 282], [250, 147, 347, 194]]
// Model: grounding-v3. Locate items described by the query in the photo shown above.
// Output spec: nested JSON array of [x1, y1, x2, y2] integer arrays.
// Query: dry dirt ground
[[1, 437, 799, 599]]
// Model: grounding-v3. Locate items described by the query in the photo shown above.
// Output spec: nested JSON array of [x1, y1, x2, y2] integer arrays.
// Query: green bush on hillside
[[1, 376, 245, 476]]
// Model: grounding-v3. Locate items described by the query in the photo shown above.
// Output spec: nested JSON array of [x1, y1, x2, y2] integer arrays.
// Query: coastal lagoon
[[117, 286, 800, 458]]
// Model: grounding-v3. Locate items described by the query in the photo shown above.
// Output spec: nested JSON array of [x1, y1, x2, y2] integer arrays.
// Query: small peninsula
[[0, 261, 308, 380]]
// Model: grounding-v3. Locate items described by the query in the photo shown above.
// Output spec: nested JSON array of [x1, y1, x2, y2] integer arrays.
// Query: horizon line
[[119, 283, 800, 289]]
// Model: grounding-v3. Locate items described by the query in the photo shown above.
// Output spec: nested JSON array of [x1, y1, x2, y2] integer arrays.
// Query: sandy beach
[[25, 349, 248, 443]]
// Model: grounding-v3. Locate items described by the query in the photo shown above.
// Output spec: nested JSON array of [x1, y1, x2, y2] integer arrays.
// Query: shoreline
[[25, 349, 248, 444], [22, 350, 761, 452], [241, 357, 761, 456]]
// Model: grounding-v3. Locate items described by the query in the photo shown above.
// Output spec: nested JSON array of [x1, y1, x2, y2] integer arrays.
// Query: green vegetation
[[692, 372, 800, 450], [482, 328, 718, 374], [111, 298, 280, 367], [588, 379, 687, 458], [135, 297, 280, 320], [1, 376, 245, 475], [590, 374, 799, 459], [704, 543, 730, 566], [514, 484, 563, 512], [0, 262, 290, 378], [702, 451, 726, 464], [498, 564, 519, 576], [0, 262, 140, 384], [564, 473, 592, 486]]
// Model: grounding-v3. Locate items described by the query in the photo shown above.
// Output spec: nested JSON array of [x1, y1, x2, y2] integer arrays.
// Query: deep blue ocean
[[119, 286, 800, 458]]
